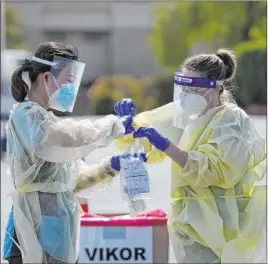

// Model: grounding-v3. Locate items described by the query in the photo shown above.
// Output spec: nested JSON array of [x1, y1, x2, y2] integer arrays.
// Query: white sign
[[78, 226, 153, 263]]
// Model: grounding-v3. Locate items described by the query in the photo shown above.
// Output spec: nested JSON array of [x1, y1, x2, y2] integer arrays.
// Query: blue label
[[102, 227, 126, 240]]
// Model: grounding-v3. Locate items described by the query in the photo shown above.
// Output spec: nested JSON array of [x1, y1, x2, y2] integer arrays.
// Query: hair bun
[[216, 49, 237, 81]]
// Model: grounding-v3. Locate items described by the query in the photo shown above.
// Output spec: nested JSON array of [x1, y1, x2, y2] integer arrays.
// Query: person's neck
[[27, 89, 48, 110], [202, 97, 221, 116]]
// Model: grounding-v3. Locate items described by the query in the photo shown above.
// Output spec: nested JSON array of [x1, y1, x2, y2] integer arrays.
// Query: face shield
[[32, 55, 85, 113], [173, 72, 224, 129]]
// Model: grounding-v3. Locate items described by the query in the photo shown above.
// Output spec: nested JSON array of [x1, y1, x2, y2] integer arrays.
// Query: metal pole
[[1, 1, 6, 50]]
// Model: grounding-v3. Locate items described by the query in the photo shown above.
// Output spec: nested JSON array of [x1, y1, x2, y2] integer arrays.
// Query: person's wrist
[[164, 142, 188, 168], [104, 157, 119, 176], [162, 137, 171, 152], [155, 137, 170, 152]]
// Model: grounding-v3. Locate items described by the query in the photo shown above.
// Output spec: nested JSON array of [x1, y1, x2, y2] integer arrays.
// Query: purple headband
[[174, 72, 224, 88]]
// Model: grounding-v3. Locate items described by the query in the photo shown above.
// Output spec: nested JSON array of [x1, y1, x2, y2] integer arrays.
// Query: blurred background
[[0, 1, 267, 261], [1, 1, 267, 118]]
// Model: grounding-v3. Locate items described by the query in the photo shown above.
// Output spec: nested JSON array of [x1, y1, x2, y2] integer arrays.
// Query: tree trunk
[[240, 1, 255, 41]]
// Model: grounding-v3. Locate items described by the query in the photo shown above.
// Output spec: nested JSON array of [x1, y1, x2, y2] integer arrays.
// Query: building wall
[[8, 1, 160, 79]]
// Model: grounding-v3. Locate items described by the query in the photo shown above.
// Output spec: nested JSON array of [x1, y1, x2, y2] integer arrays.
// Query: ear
[[42, 72, 51, 82], [39, 72, 53, 87]]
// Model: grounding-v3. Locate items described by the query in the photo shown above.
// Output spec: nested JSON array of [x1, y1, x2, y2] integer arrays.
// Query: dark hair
[[182, 48, 237, 103], [11, 42, 79, 102]]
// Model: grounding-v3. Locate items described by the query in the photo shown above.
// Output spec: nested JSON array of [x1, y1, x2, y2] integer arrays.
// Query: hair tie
[[21, 59, 34, 72], [215, 53, 224, 62]]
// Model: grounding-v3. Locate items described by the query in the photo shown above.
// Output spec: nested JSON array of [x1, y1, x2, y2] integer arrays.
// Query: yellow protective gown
[[115, 103, 267, 263]]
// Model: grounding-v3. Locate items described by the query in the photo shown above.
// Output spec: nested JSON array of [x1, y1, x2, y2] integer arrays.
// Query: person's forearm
[[165, 142, 188, 168], [74, 159, 118, 194]]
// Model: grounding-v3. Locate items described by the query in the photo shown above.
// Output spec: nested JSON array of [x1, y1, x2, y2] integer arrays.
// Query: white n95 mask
[[172, 72, 224, 129], [180, 92, 208, 116]]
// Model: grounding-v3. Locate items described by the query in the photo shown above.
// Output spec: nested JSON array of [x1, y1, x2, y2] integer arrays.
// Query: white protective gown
[[5, 101, 125, 263]]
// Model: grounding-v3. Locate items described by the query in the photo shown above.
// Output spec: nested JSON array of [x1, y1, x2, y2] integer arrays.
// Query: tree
[[235, 49, 267, 106], [146, 74, 174, 107], [149, 1, 266, 71], [6, 3, 25, 49]]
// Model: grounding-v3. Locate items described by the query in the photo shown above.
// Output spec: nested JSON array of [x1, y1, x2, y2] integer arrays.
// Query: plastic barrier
[[79, 209, 169, 263]]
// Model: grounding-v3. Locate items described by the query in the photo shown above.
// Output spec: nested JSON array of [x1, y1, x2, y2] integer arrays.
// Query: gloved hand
[[133, 127, 170, 152], [111, 152, 148, 171], [120, 115, 135, 135], [114, 98, 136, 117]]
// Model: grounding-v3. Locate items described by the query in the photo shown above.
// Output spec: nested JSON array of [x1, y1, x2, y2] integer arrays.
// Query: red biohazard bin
[[78, 209, 169, 263]]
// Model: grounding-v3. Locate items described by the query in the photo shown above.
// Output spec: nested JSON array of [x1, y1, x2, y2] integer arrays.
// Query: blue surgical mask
[[48, 83, 76, 112]]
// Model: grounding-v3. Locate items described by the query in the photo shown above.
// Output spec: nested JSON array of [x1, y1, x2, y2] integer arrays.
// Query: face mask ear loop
[[51, 74, 60, 88], [44, 74, 60, 97], [44, 81, 52, 98], [201, 88, 217, 115], [43, 81, 54, 110], [44, 75, 60, 108]]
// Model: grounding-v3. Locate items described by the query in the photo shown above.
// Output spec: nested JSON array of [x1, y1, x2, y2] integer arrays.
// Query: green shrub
[[235, 49, 267, 106], [149, 74, 174, 107], [94, 97, 115, 115]]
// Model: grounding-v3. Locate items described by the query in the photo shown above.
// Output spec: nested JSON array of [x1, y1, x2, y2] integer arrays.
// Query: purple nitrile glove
[[120, 115, 135, 135], [114, 98, 136, 117], [133, 127, 170, 152], [111, 152, 148, 171]]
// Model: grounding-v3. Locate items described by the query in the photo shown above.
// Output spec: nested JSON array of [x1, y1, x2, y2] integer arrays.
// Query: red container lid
[[81, 209, 168, 227]]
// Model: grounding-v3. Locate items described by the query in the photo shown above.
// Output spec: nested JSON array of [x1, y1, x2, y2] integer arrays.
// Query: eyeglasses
[[181, 86, 211, 94]]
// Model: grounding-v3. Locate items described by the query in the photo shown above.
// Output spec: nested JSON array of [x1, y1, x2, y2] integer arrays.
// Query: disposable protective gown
[[115, 103, 267, 263], [4, 101, 125, 263]]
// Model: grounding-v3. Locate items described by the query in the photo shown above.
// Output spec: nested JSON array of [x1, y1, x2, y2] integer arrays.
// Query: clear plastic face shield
[[32, 55, 85, 113], [173, 72, 224, 129]]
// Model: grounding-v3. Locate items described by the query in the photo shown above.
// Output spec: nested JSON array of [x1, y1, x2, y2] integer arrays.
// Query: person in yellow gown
[[114, 49, 267, 263]]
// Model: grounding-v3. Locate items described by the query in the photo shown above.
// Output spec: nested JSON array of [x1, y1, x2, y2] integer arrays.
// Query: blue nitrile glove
[[133, 127, 170, 152], [114, 98, 136, 117], [120, 115, 135, 135], [111, 152, 148, 171]]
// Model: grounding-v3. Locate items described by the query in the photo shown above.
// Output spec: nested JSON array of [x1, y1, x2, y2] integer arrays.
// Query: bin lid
[[81, 209, 168, 227]]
